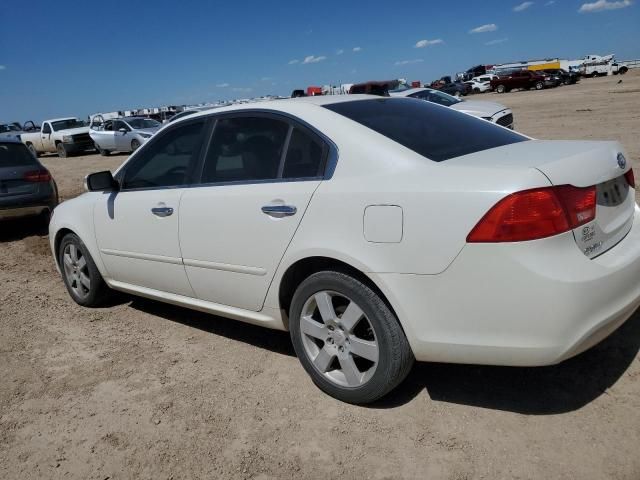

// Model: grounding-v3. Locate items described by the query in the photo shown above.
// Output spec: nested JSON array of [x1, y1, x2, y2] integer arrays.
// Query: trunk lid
[[0, 166, 40, 197], [448, 140, 635, 258], [0, 143, 42, 198]]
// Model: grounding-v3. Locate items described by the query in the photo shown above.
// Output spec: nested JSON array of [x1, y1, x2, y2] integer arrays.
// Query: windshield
[[125, 118, 161, 129], [410, 89, 461, 107], [0, 124, 21, 133], [325, 98, 527, 162], [51, 119, 85, 131]]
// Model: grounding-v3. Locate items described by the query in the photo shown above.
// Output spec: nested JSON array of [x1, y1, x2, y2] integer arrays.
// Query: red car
[[490, 70, 546, 93]]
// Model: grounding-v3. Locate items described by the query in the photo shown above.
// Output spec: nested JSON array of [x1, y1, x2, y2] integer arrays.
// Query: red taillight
[[467, 185, 596, 243], [625, 169, 635, 188], [23, 170, 52, 183]]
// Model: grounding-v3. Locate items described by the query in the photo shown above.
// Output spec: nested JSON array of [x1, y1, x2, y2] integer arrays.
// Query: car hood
[[450, 100, 507, 117], [59, 127, 90, 135]]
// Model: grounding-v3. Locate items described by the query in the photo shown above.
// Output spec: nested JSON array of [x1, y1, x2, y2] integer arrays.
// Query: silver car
[[90, 116, 161, 155]]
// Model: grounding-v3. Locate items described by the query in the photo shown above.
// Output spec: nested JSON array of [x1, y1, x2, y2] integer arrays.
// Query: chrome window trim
[[115, 108, 339, 193]]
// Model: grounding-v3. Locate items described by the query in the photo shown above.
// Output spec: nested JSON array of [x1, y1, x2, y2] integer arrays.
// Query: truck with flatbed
[[20, 118, 95, 158]]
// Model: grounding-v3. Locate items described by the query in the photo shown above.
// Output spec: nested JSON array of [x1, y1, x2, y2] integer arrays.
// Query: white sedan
[[391, 87, 514, 129], [49, 95, 640, 404], [465, 78, 492, 93]]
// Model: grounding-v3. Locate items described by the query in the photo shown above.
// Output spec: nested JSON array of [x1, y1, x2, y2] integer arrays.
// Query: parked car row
[[490, 68, 580, 94]]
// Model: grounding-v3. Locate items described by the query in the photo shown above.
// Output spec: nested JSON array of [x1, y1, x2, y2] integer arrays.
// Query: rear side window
[[282, 128, 325, 179], [0, 143, 37, 166], [325, 98, 527, 162], [202, 117, 289, 183], [122, 120, 205, 189]]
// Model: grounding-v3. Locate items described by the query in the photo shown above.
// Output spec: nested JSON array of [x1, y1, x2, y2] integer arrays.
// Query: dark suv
[[0, 138, 58, 224], [540, 69, 580, 85], [490, 70, 546, 93]]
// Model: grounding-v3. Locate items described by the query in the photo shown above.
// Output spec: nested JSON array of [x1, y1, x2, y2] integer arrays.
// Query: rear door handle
[[261, 205, 297, 218], [151, 206, 174, 217]]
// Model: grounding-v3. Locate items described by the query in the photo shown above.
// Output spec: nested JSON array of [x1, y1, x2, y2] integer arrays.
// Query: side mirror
[[118, 128, 128, 134], [85, 171, 119, 192]]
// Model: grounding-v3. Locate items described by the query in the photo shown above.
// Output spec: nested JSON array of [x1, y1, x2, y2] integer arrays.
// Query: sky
[[1, 0, 639, 122]]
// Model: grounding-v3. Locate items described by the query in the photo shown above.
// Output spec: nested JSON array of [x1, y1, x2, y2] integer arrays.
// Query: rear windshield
[[0, 143, 38, 166], [324, 98, 527, 162]]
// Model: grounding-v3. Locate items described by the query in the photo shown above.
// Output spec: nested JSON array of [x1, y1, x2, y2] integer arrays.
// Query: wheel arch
[[277, 256, 402, 333], [53, 227, 76, 268]]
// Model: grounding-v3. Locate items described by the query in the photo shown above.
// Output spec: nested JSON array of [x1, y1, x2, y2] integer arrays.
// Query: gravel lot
[[2, 71, 640, 480]]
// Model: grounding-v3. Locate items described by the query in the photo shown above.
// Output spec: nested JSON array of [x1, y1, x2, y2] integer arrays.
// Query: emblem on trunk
[[617, 153, 627, 170]]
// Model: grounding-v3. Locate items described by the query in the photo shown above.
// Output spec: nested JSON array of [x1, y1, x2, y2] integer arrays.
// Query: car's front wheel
[[535, 81, 544, 90], [289, 271, 414, 404], [59, 233, 111, 307], [496, 84, 506, 93], [56, 142, 68, 158], [131, 139, 141, 152]]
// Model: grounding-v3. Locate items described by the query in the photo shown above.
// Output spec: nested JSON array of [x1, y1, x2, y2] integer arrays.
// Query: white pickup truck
[[581, 54, 629, 77], [20, 118, 95, 158]]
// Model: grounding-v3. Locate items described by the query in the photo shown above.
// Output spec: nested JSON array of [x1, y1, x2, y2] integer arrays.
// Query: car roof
[[47, 117, 78, 122], [173, 94, 383, 123]]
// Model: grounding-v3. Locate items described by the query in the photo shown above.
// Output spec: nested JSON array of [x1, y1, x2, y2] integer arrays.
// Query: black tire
[[289, 271, 414, 404], [473, 88, 480, 93], [26, 143, 39, 158], [95, 143, 110, 156], [131, 139, 141, 152], [535, 81, 544, 90], [496, 84, 506, 94], [56, 142, 68, 158], [619, 67, 628, 75], [58, 233, 111, 307]]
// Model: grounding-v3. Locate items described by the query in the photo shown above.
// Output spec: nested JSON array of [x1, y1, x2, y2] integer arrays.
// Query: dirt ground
[[2, 71, 640, 480]]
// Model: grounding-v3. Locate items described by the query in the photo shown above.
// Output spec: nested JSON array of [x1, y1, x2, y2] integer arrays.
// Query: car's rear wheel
[[56, 142, 68, 158], [473, 88, 480, 93], [131, 139, 141, 152], [289, 271, 414, 404], [59, 233, 111, 307], [496, 84, 506, 93], [535, 81, 544, 90]]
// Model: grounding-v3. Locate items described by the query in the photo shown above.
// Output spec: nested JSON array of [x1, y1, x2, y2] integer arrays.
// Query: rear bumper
[[372, 204, 640, 366], [0, 204, 51, 220], [0, 189, 57, 220]]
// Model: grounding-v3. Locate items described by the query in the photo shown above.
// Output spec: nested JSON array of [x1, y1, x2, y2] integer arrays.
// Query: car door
[[179, 113, 329, 311], [41, 122, 53, 152], [113, 120, 131, 152], [93, 118, 208, 296], [92, 118, 117, 151]]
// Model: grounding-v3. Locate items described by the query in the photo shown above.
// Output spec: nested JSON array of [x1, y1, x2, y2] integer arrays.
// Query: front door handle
[[261, 205, 297, 218], [151, 206, 174, 217]]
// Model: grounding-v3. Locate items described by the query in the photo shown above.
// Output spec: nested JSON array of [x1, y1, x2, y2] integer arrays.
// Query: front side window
[[325, 98, 527, 162], [42, 123, 52, 134], [113, 120, 130, 132], [121, 120, 205, 189], [201, 116, 289, 183]]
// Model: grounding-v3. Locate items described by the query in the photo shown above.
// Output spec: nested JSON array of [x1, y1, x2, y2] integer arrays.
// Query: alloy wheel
[[63, 243, 91, 299], [299, 290, 379, 388]]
